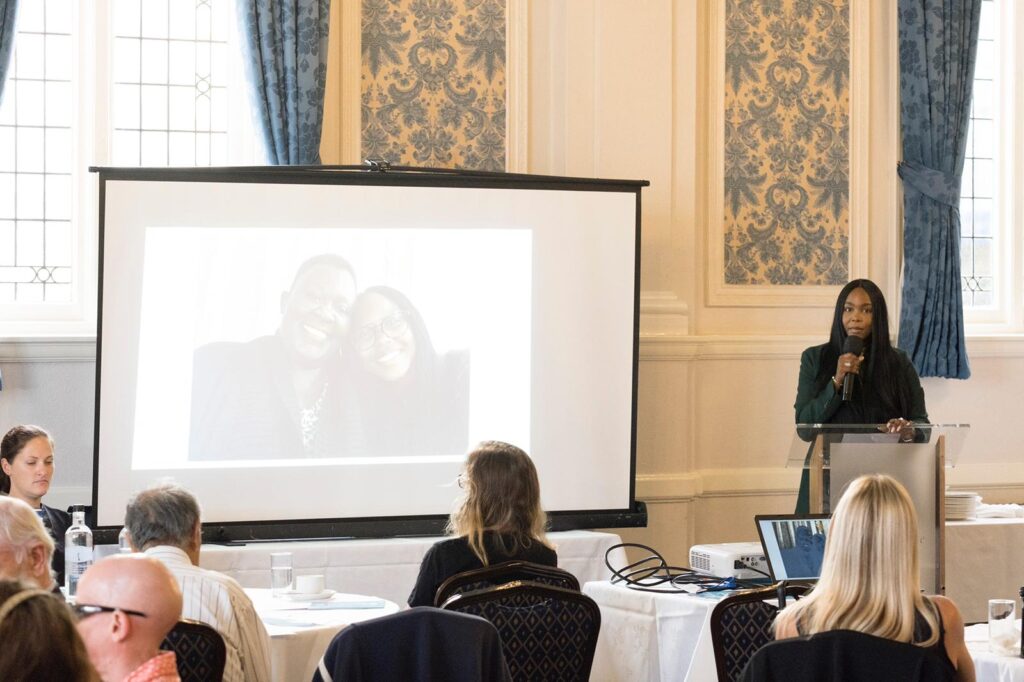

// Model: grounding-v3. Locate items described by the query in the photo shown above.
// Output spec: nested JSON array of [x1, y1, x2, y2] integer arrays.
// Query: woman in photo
[[349, 286, 469, 457]]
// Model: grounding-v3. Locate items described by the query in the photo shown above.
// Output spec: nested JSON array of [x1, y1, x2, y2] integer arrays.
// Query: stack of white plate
[[945, 491, 980, 520]]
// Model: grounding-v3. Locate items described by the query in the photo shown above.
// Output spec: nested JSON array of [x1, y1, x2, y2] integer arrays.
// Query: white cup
[[294, 574, 325, 595]]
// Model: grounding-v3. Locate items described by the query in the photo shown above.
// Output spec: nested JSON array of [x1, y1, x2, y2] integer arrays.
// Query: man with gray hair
[[0, 495, 57, 591], [126, 483, 271, 682]]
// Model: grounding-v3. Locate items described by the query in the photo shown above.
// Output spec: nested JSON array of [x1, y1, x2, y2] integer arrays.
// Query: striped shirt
[[144, 546, 271, 682]]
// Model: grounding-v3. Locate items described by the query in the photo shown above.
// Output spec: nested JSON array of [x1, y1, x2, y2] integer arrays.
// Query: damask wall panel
[[361, 0, 506, 171], [723, 0, 850, 286]]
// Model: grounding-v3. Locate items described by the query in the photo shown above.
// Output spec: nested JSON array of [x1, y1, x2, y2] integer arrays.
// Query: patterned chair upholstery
[[710, 582, 811, 682], [433, 560, 580, 607], [159, 618, 227, 682], [441, 580, 600, 682]]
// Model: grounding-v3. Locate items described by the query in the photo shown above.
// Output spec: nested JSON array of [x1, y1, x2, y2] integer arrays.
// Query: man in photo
[[188, 254, 365, 460]]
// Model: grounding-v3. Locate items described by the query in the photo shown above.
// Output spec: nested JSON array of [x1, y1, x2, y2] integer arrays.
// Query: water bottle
[[118, 526, 132, 553], [64, 508, 94, 599]]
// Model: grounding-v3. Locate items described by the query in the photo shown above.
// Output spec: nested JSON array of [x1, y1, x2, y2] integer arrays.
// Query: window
[[962, 0, 1023, 331], [0, 0, 74, 305], [0, 0, 260, 334]]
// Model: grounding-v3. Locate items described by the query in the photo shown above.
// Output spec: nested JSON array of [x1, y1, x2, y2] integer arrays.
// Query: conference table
[[247, 588, 399, 682], [585, 580, 1023, 682], [199, 529, 626, 607]]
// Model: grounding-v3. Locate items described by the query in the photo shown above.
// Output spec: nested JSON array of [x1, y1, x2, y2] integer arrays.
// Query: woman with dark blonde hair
[[774, 475, 974, 681], [0, 580, 98, 681], [407, 441, 556, 607]]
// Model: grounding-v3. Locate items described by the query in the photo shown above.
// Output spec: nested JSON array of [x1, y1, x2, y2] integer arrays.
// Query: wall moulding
[[700, 0, 870, 308]]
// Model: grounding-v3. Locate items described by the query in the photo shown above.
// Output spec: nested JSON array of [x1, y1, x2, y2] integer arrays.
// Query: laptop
[[754, 514, 832, 582]]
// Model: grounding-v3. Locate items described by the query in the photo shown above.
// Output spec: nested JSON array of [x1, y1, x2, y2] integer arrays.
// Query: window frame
[[0, 0, 261, 338]]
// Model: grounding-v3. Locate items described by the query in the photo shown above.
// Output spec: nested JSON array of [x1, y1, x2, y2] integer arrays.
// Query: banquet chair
[[738, 629, 956, 681], [159, 618, 227, 682], [433, 560, 580, 606], [709, 582, 811, 682], [312, 606, 511, 682], [441, 580, 601, 682]]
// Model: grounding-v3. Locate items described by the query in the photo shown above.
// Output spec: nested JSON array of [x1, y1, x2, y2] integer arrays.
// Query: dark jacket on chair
[[312, 607, 512, 682]]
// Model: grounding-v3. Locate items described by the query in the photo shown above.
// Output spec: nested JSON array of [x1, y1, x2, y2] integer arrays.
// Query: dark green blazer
[[793, 343, 928, 512], [794, 343, 928, 425]]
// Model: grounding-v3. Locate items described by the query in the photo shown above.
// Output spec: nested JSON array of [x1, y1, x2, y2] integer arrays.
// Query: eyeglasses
[[354, 311, 410, 352], [71, 603, 148, 621]]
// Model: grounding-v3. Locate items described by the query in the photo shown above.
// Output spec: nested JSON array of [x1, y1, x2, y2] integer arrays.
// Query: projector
[[689, 542, 768, 579]]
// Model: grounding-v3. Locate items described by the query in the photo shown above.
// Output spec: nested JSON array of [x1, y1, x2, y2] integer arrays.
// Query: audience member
[[0, 579, 98, 681], [408, 441, 556, 607], [1, 424, 72, 585], [774, 474, 975, 681], [125, 483, 271, 682], [75, 554, 182, 682], [0, 496, 58, 591]]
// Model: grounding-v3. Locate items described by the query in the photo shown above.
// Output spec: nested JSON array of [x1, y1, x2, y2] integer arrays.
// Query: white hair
[[0, 497, 55, 575]]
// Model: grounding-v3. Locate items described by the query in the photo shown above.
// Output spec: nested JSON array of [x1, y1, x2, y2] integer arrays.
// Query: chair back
[[313, 606, 511, 682], [441, 580, 600, 682], [738, 629, 956, 681], [159, 618, 227, 682], [434, 560, 580, 606], [710, 582, 810, 682]]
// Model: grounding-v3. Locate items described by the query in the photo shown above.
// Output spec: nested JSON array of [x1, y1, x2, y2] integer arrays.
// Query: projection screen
[[92, 167, 645, 537]]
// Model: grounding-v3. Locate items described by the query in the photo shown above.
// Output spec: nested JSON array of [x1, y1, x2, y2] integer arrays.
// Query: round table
[[245, 588, 399, 682]]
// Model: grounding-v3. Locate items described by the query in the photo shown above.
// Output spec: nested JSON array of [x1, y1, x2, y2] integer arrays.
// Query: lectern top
[[788, 423, 970, 469]]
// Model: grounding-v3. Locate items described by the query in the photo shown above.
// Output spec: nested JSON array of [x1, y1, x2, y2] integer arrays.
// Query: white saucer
[[281, 589, 335, 601]]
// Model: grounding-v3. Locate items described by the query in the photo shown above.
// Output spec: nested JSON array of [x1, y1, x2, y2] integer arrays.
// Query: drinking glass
[[270, 552, 294, 595], [988, 599, 1018, 656]]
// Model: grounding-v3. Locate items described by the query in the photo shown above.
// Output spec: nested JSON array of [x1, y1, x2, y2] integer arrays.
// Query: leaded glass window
[[0, 0, 74, 304], [111, 0, 231, 166], [961, 0, 998, 308]]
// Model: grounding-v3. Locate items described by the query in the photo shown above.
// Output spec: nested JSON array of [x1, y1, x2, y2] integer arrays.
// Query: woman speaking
[[793, 279, 928, 512]]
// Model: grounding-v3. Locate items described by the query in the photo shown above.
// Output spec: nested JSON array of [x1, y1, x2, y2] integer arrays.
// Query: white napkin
[[975, 503, 1024, 518]]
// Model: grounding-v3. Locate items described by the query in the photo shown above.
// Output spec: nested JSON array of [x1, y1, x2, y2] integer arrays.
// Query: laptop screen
[[754, 514, 831, 581]]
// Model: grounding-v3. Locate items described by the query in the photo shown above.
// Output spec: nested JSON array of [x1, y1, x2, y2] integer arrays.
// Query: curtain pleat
[[237, 0, 331, 165], [896, 0, 982, 379]]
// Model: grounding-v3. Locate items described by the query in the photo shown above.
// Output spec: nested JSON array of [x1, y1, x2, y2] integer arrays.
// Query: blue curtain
[[0, 0, 18, 103], [238, 0, 331, 165], [896, 0, 981, 379]]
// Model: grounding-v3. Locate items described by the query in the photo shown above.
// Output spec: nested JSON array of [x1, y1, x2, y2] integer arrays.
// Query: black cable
[[604, 542, 742, 594]]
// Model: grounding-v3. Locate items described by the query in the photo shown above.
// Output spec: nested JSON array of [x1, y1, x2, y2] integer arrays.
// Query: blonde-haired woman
[[407, 441, 556, 607], [774, 475, 974, 681]]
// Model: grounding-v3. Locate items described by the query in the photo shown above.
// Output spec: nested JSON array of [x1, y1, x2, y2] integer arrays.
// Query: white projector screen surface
[[95, 174, 639, 527]]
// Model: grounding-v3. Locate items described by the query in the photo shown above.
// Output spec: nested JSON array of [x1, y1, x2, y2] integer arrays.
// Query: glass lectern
[[788, 423, 970, 595]]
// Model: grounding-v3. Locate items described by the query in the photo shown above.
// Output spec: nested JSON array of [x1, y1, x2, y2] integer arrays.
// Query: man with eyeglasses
[[75, 554, 183, 682], [188, 253, 366, 460]]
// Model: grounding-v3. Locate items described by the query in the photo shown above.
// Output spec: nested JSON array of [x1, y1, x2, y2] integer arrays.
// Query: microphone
[[841, 336, 864, 401]]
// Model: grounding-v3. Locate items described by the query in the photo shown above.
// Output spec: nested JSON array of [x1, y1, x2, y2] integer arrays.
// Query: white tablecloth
[[946, 518, 1024, 623], [201, 530, 625, 607], [965, 621, 1024, 682], [246, 588, 399, 682], [583, 581, 720, 682]]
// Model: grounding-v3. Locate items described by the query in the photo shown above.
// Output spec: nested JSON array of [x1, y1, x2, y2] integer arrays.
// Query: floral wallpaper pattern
[[723, 0, 850, 285], [361, 0, 506, 171]]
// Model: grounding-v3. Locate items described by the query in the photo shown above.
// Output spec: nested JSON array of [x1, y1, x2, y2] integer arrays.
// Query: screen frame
[[89, 165, 648, 541]]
